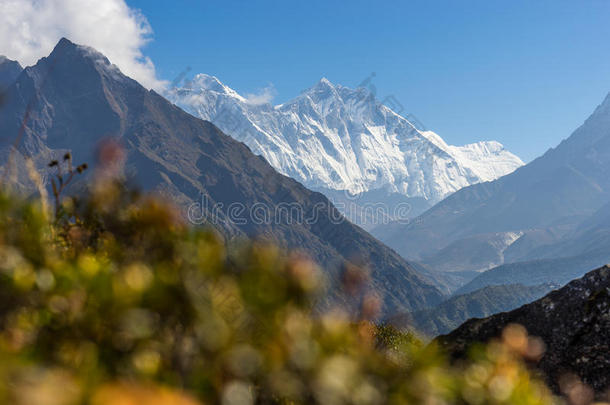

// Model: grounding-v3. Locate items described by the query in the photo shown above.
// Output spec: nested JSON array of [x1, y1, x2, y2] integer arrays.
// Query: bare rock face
[[437, 265, 610, 396], [389, 283, 553, 337], [0, 56, 22, 91]]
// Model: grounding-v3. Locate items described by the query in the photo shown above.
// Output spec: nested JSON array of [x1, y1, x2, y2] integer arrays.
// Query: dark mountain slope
[[0, 38, 444, 315], [438, 265, 610, 396], [0, 56, 22, 91], [457, 252, 610, 295], [390, 283, 552, 337]]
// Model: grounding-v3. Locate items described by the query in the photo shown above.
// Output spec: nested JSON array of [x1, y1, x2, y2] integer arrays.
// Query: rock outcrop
[[437, 265, 610, 397]]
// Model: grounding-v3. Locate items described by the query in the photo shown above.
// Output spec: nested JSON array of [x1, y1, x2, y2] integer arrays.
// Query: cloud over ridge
[[0, 0, 165, 90]]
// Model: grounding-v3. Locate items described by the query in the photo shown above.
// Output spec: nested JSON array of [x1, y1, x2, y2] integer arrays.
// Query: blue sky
[[127, 0, 610, 162]]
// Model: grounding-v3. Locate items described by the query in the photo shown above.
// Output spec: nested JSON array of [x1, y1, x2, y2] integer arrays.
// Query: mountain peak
[[56, 37, 75, 49], [191, 74, 228, 91], [38, 38, 136, 89], [48, 37, 93, 61], [299, 77, 341, 103], [46, 38, 126, 76], [49, 37, 102, 61], [311, 76, 336, 91], [181, 73, 244, 102], [0, 55, 21, 69], [0, 55, 23, 90]]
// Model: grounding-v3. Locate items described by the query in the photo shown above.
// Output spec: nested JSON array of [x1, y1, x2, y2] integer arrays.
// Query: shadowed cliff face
[[389, 283, 553, 337], [437, 265, 610, 397], [0, 38, 444, 316], [0, 56, 22, 91], [0, 56, 22, 112]]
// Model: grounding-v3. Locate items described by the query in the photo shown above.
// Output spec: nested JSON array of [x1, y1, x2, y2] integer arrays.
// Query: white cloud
[[244, 85, 277, 105], [0, 0, 166, 90]]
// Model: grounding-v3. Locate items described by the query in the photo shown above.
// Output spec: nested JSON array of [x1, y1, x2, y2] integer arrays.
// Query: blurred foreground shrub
[[0, 178, 555, 404]]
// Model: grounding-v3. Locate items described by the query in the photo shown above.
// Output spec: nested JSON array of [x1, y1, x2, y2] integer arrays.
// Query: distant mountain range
[[0, 38, 445, 316], [438, 265, 610, 397], [374, 90, 610, 289], [167, 74, 523, 227], [5, 37, 610, 340], [455, 199, 610, 294]]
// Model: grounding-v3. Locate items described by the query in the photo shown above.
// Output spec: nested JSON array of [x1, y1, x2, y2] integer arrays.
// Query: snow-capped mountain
[[168, 75, 523, 222], [0, 38, 445, 314]]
